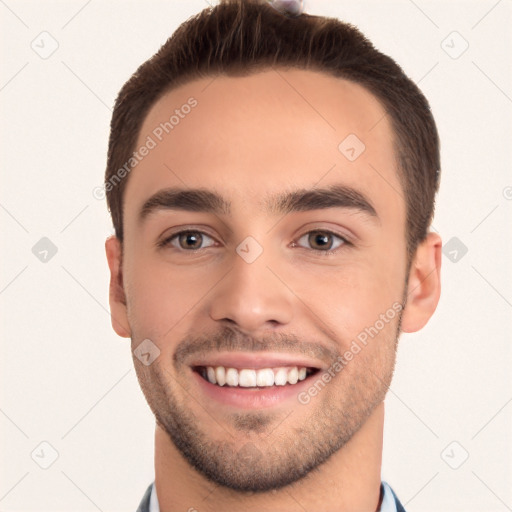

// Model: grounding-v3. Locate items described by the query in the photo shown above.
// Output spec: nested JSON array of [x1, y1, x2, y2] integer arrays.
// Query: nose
[[208, 248, 294, 334]]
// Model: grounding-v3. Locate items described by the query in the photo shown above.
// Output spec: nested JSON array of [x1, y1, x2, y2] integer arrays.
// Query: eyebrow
[[138, 184, 378, 223]]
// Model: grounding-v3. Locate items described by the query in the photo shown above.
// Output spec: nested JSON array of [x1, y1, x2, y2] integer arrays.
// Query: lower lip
[[191, 369, 317, 409]]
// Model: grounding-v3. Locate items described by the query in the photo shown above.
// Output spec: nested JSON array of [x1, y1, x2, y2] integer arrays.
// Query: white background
[[1, 1, 511, 510]]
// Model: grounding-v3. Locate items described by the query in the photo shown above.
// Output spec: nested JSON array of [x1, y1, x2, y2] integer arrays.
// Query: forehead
[[124, 68, 403, 227]]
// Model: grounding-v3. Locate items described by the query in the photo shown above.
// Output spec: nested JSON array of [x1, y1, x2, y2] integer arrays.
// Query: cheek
[[330, 305, 401, 393], [289, 254, 405, 346], [124, 253, 217, 340]]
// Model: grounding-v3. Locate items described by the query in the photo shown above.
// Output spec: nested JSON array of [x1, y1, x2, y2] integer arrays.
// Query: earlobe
[[105, 235, 131, 338], [400, 232, 442, 333]]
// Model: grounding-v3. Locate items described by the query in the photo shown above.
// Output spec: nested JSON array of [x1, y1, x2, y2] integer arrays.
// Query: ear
[[401, 231, 442, 333], [105, 235, 131, 338]]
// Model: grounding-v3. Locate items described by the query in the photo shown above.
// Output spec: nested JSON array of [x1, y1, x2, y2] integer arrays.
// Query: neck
[[154, 403, 384, 512]]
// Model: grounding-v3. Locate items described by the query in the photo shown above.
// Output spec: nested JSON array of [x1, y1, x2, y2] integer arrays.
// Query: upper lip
[[188, 352, 327, 370]]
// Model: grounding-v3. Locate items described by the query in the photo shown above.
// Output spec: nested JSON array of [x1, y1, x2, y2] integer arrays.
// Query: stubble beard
[[132, 314, 402, 493]]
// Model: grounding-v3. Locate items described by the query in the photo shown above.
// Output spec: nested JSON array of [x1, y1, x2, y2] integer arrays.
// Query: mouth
[[187, 353, 328, 409], [192, 365, 321, 388]]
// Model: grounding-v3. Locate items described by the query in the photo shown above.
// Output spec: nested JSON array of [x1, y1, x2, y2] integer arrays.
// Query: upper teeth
[[202, 366, 309, 387]]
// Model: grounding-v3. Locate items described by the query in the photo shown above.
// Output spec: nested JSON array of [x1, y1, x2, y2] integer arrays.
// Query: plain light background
[[1, 0, 511, 510]]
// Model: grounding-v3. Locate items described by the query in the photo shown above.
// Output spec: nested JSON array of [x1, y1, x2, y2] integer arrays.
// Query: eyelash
[[157, 228, 352, 255]]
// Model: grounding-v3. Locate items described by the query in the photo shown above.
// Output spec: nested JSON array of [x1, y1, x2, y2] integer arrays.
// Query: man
[[104, 0, 442, 510]]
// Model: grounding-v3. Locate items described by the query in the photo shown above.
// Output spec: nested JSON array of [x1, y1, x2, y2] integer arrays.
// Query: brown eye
[[308, 232, 333, 250], [295, 230, 348, 253], [178, 232, 203, 249], [160, 230, 216, 250]]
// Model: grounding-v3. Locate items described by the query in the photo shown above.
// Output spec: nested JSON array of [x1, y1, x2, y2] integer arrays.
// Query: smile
[[194, 365, 318, 388], [188, 353, 326, 408]]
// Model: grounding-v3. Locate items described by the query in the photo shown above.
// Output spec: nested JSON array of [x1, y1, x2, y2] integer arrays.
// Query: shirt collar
[[149, 481, 159, 512], [150, 480, 398, 512], [380, 481, 398, 512]]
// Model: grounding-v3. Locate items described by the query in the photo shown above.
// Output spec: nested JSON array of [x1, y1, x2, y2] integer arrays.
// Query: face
[[109, 69, 414, 492]]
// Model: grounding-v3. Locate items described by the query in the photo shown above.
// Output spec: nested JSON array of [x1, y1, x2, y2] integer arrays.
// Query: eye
[[158, 230, 217, 251], [293, 230, 350, 254]]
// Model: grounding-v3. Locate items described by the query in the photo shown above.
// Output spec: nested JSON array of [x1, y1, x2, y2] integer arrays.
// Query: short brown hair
[[105, 0, 440, 259]]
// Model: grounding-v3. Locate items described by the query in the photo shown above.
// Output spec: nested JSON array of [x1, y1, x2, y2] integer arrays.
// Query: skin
[[105, 68, 442, 512]]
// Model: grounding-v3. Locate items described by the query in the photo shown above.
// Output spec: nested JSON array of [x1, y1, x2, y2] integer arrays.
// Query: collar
[[149, 480, 400, 511]]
